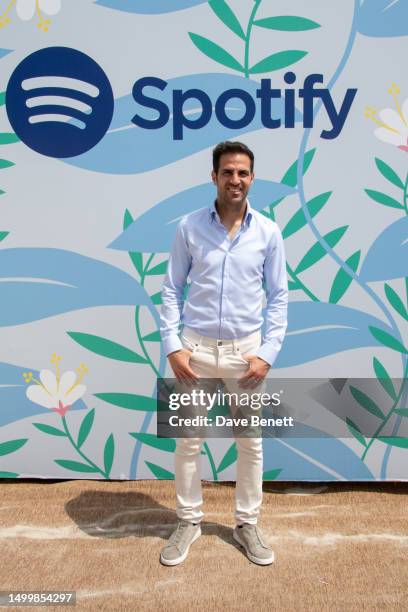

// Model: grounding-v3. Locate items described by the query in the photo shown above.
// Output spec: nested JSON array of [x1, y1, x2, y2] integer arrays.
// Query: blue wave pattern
[[274, 302, 392, 368], [95, 0, 207, 13], [110, 180, 296, 253], [263, 423, 374, 480], [0, 49, 11, 60], [0, 248, 153, 326], [64, 73, 301, 174], [357, 0, 408, 37], [360, 217, 408, 282], [0, 363, 86, 428]]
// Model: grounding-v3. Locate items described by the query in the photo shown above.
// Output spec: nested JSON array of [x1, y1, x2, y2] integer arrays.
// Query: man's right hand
[[168, 349, 199, 384]]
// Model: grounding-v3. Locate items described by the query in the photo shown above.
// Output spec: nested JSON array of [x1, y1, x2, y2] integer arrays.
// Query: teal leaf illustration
[[373, 357, 397, 401], [346, 418, 367, 448], [377, 436, 408, 449], [146, 260, 168, 276], [329, 250, 361, 304], [250, 50, 307, 74], [0, 92, 5, 106], [0, 438, 27, 456], [217, 442, 237, 473], [146, 461, 174, 479], [96, 393, 157, 411], [0, 232, 9, 242], [288, 280, 300, 291], [0, 133, 19, 145], [0, 159, 14, 169], [33, 423, 67, 437], [282, 191, 331, 239], [209, 0, 245, 40], [374, 158, 404, 190], [188, 33, 244, 72], [254, 16, 320, 31], [295, 226, 348, 274], [129, 432, 176, 452], [369, 326, 407, 354], [77, 409, 95, 448], [364, 189, 403, 209], [54, 459, 100, 473], [150, 291, 162, 305], [142, 330, 161, 342], [0, 472, 18, 478], [123, 210, 143, 276], [67, 332, 148, 364], [384, 284, 408, 321], [349, 386, 385, 420], [104, 433, 115, 478], [395, 409, 408, 417], [281, 149, 316, 188], [360, 217, 408, 282], [263, 468, 282, 480]]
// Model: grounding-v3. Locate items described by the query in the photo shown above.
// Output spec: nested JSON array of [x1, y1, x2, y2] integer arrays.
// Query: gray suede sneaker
[[233, 524, 274, 565], [160, 521, 201, 566]]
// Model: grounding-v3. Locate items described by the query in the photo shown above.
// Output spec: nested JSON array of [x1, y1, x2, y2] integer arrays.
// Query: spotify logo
[[6, 47, 114, 158]]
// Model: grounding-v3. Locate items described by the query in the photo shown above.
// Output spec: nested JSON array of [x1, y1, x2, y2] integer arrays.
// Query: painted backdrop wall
[[0, 0, 407, 480]]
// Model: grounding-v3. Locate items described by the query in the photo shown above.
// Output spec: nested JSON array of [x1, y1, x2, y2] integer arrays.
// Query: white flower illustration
[[24, 354, 87, 417], [365, 84, 408, 153], [0, 0, 61, 31]]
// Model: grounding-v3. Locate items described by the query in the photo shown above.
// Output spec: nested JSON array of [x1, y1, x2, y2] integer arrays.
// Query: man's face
[[211, 152, 254, 208]]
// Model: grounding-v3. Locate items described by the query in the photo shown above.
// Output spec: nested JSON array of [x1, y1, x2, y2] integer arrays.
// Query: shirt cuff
[[255, 343, 279, 368], [163, 334, 183, 357]]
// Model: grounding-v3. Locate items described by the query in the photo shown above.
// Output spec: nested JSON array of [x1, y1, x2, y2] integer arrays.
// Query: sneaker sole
[[233, 530, 274, 566], [160, 527, 201, 566]]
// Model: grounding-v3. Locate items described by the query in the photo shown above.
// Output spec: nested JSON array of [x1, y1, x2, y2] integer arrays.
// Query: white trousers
[[174, 327, 264, 526]]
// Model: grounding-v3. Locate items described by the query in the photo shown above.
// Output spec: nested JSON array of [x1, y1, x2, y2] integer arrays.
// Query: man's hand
[[238, 354, 270, 389], [168, 349, 199, 385]]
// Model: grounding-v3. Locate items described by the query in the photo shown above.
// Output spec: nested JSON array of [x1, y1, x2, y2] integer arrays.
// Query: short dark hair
[[212, 141, 254, 174]]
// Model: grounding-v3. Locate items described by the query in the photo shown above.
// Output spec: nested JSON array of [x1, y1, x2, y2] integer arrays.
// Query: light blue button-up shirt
[[160, 200, 288, 366]]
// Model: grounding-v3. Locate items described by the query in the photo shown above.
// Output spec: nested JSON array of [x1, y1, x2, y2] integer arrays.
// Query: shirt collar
[[209, 200, 253, 225]]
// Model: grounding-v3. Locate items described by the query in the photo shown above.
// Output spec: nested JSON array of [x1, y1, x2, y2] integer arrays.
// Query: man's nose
[[229, 173, 240, 184]]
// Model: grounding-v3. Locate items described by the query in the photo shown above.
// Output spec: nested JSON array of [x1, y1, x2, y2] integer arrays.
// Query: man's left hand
[[238, 355, 270, 389]]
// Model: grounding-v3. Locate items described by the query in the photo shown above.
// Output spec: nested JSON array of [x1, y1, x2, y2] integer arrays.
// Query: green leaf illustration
[[129, 432, 176, 452], [217, 442, 237, 473], [0, 472, 18, 478], [374, 158, 404, 190], [54, 459, 100, 473], [77, 408, 95, 448], [282, 191, 331, 239], [263, 468, 282, 480], [395, 409, 408, 417], [329, 250, 361, 304], [146, 260, 168, 276], [209, 0, 245, 40], [377, 436, 408, 449], [146, 461, 174, 479], [0, 231, 9, 242], [0, 133, 19, 145], [150, 291, 162, 305], [270, 149, 316, 211], [250, 50, 307, 74], [346, 417, 366, 447], [68, 332, 148, 364], [373, 357, 397, 401], [254, 16, 320, 31], [349, 386, 385, 420], [369, 326, 408, 354], [104, 433, 115, 478], [33, 423, 67, 437], [365, 189, 403, 209], [0, 438, 27, 456], [189, 32, 244, 72], [288, 280, 300, 290], [96, 393, 157, 411], [123, 209, 143, 277], [142, 330, 161, 342], [0, 92, 5, 106], [0, 159, 14, 169], [295, 226, 348, 274], [384, 284, 408, 321]]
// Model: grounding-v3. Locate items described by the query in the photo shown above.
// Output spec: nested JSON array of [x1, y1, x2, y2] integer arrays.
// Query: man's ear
[[211, 170, 217, 185]]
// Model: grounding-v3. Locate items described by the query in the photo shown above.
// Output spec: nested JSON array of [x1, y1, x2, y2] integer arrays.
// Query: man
[[159, 141, 288, 566]]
